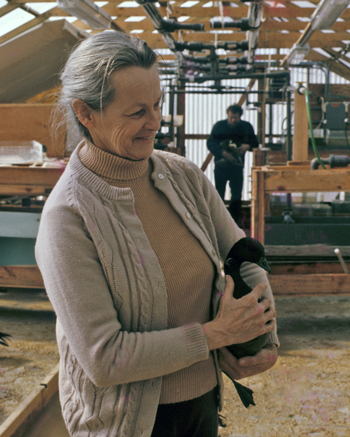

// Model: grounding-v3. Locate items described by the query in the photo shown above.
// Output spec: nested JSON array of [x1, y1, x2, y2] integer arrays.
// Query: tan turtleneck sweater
[[79, 141, 217, 404]]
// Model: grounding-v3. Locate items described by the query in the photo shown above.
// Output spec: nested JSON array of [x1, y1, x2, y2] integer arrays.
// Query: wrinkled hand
[[218, 343, 278, 381], [202, 276, 276, 351]]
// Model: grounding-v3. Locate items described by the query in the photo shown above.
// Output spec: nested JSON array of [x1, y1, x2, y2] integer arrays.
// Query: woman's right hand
[[202, 275, 276, 351]]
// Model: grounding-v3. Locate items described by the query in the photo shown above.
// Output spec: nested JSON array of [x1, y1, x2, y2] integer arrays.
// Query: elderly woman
[[35, 31, 278, 437]]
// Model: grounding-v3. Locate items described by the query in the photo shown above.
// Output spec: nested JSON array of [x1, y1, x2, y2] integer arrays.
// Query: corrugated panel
[[184, 80, 258, 200], [162, 68, 349, 201]]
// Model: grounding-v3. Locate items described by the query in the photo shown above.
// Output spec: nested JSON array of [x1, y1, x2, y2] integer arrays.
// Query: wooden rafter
[[1, 0, 350, 68]]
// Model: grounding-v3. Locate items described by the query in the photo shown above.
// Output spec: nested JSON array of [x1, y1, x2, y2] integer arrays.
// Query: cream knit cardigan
[[35, 141, 278, 437]]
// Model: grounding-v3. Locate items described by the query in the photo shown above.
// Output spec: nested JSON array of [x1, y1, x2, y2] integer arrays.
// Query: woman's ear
[[72, 99, 95, 129]]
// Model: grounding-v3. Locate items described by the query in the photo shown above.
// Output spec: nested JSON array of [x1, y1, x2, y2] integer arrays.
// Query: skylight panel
[[297, 17, 310, 22], [130, 29, 144, 33], [291, 1, 316, 7], [26, 3, 55, 13], [256, 48, 276, 55], [124, 16, 146, 21], [0, 0, 6, 6], [178, 16, 190, 22], [118, 1, 139, 7], [313, 47, 332, 58], [209, 29, 234, 34], [180, 1, 199, 7], [49, 16, 77, 21], [203, 1, 213, 6], [0, 9, 33, 38]]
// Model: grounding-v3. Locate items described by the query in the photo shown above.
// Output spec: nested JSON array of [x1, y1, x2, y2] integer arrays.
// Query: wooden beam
[[262, 167, 350, 193], [0, 167, 64, 196], [0, 8, 60, 45], [0, 104, 66, 158], [269, 273, 350, 296], [0, 365, 58, 437], [0, 266, 44, 289]]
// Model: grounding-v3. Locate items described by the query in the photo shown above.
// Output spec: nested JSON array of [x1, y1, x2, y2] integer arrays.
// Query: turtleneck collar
[[79, 139, 150, 181]]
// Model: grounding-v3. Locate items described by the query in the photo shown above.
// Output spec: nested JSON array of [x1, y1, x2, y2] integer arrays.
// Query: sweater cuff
[[183, 323, 209, 362], [267, 331, 280, 348]]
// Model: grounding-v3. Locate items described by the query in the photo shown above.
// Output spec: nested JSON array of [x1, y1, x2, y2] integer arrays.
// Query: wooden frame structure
[[251, 163, 350, 296], [0, 365, 59, 437], [0, 104, 66, 290]]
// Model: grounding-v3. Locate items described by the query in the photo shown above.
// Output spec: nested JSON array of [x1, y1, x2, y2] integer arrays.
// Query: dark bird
[[0, 332, 11, 347], [224, 237, 271, 358], [222, 237, 271, 408]]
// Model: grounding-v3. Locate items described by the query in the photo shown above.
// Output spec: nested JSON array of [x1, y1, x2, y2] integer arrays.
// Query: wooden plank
[[201, 152, 213, 172], [0, 104, 66, 158], [265, 244, 350, 257], [0, 167, 64, 196], [270, 263, 350, 276], [251, 168, 265, 243], [0, 266, 44, 289], [263, 168, 350, 193], [0, 364, 59, 437], [269, 273, 350, 296]]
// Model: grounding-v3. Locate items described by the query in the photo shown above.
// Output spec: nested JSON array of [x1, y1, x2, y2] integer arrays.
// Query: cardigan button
[[185, 212, 191, 219], [158, 173, 165, 180]]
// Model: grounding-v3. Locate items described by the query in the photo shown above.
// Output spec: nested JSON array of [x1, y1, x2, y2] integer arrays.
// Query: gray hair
[[56, 31, 158, 145]]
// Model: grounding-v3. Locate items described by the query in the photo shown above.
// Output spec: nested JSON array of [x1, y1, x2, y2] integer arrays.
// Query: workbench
[[251, 163, 350, 296], [0, 165, 64, 289]]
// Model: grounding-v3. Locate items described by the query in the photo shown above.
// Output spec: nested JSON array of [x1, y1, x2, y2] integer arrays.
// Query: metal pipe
[[177, 71, 290, 84], [334, 248, 350, 274], [310, 155, 350, 169]]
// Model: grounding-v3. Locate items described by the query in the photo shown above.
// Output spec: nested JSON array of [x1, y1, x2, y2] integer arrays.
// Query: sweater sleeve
[[190, 164, 279, 348], [35, 194, 209, 388], [245, 121, 259, 150]]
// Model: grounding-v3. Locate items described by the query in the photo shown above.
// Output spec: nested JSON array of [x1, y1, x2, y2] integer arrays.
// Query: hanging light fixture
[[287, 43, 310, 65], [310, 0, 350, 30]]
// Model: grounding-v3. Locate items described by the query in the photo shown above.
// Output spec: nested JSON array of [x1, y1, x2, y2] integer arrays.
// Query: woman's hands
[[218, 343, 278, 381], [202, 275, 276, 351]]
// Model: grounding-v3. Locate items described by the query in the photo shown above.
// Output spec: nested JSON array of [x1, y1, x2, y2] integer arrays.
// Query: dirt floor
[[0, 288, 350, 437]]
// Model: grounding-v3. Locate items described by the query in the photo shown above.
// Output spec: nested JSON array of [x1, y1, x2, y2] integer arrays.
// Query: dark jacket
[[207, 119, 259, 162]]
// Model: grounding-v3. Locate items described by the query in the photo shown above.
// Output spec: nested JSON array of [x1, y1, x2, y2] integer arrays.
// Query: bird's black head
[[224, 237, 271, 275]]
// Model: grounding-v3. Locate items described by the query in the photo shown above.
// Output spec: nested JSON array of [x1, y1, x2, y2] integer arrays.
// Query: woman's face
[[89, 65, 162, 160]]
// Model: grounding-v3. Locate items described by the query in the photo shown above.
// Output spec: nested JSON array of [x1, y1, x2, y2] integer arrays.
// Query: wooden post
[[176, 89, 186, 157], [292, 86, 309, 162], [251, 168, 265, 243]]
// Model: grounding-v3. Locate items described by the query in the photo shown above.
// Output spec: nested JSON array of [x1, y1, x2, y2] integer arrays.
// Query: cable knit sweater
[[78, 140, 217, 404], [35, 140, 278, 437]]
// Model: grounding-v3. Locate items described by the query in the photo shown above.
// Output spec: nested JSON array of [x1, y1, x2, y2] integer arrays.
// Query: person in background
[[35, 31, 277, 437], [207, 104, 259, 224]]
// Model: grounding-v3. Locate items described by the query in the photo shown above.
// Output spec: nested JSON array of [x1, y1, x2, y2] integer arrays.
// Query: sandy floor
[[1, 288, 350, 436]]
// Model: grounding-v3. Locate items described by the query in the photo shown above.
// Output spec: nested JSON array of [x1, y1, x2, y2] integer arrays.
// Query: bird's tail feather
[[0, 332, 11, 347], [224, 371, 256, 408]]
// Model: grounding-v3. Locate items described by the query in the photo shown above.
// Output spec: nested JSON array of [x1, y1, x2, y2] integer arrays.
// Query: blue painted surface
[[0, 211, 41, 265], [0, 237, 37, 265]]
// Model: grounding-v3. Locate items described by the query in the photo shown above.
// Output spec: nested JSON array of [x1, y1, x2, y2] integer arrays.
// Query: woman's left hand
[[218, 343, 278, 381]]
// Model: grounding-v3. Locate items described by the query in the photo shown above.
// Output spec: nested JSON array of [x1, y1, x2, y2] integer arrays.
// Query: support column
[[292, 84, 309, 162]]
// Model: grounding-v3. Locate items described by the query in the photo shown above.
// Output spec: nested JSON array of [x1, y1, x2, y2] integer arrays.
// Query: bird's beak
[[257, 257, 271, 274]]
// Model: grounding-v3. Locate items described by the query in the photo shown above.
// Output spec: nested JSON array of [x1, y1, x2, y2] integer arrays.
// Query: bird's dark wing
[[0, 332, 11, 347]]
